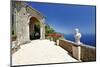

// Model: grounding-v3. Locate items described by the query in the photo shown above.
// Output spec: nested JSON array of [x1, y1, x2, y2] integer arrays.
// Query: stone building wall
[[12, 1, 45, 48]]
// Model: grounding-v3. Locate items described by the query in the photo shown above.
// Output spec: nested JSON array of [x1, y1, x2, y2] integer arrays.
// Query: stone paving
[[12, 39, 78, 66]]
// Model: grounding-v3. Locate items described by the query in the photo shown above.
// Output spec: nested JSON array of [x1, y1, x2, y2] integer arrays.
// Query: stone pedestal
[[72, 45, 81, 61]]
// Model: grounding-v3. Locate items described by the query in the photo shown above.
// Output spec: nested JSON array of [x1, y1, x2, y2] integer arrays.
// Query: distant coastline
[[62, 34, 96, 47]]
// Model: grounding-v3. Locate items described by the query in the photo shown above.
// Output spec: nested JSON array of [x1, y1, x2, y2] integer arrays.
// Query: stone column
[[15, 11, 21, 47], [23, 13, 31, 43], [13, 8, 17, 36], [12, 8, 17, 49], [40, 18, 45, 39], [26, 15, 31, 42], [40, 24, 43, 39], [42, 23, 45, 39]]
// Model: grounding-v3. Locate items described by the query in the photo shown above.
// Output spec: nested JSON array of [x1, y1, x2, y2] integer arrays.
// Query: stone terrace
[[12, 39, 78, 66]]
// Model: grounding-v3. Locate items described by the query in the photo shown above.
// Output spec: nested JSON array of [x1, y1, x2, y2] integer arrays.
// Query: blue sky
[[27, 2, 96, 35]]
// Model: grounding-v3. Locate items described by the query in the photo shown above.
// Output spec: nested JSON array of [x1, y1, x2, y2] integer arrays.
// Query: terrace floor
[[12, 39, 78, 66]]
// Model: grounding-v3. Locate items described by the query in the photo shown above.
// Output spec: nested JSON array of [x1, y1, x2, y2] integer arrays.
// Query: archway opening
[[29, 17, 40, 40]]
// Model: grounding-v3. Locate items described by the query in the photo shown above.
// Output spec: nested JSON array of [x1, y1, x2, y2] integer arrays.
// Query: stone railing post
[[56, 39, 59, 46], [72, 28, 82, 61], [72, 45, 81, 61]]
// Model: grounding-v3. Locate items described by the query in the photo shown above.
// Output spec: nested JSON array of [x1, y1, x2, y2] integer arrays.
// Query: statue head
[[75, 28, 79, 33]]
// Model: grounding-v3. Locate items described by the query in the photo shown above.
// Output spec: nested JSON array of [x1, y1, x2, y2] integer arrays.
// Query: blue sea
[[63, 34, 96, 47]]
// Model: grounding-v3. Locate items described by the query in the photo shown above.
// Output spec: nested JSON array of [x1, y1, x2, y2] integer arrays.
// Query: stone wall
[[81, 45, 96, 61], [59, 39, 96, 62], [59, 40, 73, 54]]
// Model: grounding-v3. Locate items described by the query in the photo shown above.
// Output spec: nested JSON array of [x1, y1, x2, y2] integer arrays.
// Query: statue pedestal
[[72, 45, 81, 61]]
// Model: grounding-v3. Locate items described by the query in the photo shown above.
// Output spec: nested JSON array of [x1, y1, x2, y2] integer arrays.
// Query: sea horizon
[[62, 33, 96, 47]]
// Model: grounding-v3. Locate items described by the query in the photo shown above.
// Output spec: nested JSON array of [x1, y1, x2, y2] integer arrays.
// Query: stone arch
[[29, 16, 41, 40], [26, 5, 46, 40], [12, 5, 45, 46]]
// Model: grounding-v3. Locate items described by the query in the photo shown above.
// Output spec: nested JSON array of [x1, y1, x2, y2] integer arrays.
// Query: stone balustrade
[[59, 39, 96, 62]]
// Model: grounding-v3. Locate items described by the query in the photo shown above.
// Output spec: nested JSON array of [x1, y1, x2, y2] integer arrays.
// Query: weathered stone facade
[[12, 1, 45, 47]]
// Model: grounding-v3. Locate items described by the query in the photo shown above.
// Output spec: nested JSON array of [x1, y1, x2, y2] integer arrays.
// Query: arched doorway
[[29, 17, 40, 40]]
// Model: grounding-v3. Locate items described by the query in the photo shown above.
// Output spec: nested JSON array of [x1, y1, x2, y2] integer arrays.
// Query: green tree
[[45, 24, 56, 36]]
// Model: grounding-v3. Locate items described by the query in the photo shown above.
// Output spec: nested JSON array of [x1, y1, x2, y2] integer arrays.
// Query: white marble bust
[[74, 28, 82, 45]]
